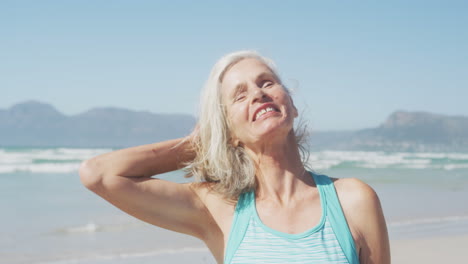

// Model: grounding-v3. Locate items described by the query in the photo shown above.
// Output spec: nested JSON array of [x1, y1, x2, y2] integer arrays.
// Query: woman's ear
[[290, 96, 298, 118], [284, 87, 298, 118], [233, 138, 244, 147], [229, 133, 242, 147]]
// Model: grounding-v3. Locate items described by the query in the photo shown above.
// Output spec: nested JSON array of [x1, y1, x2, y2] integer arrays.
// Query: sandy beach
[[391, 235, 468, 263]]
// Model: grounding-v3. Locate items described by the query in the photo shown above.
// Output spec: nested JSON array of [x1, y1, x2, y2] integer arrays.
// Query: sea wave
[[308, 150, 468, 170], [0, 147, 112, 174], [0, 163, 81, 174], [1, 147, 468, 173]]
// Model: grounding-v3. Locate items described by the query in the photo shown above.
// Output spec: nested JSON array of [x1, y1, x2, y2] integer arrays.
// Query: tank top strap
[[224, 190, 254, 264], [311, 172, 360, 264]]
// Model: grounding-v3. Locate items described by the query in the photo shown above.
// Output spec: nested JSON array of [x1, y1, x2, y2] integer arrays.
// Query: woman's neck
[[245, 132, 313, 205]]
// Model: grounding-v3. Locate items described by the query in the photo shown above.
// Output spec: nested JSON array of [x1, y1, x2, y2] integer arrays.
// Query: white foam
[[0, 147, 112, 174], [0, 148, 112, 162], [0, 163, 81, 173], [442, 163, 468, 170], [55, 221, 147, 235], [58, 222, 100, 234], [389, 215, 468, 227], [0, 151, 33, 164], [410, 152, 468, 160], [308, 150, 468, 170], [2, 148, 468, 173]]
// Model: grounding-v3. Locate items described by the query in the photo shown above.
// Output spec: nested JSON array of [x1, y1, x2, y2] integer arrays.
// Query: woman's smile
[[252, 103, 281, 122]]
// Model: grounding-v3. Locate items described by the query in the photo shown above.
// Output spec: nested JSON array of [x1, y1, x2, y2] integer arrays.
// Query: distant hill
[[1, 101, 468, 151], [310, 111, 468, 152], [0, 101, 196, 147]]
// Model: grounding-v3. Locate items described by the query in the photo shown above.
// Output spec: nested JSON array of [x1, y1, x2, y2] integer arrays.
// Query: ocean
[[1, 147, 468, 264]]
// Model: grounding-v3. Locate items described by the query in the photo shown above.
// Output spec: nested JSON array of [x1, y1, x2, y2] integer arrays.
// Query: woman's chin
[[257, 117, 292, 134], [250, 123, 294, 144]]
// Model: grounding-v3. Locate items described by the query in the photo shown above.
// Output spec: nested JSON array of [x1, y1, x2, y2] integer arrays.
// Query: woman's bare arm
[[79, 135, 215, 240], [81, 137, 194, 180]]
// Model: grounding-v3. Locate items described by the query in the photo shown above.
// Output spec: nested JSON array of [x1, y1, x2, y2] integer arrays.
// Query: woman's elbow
[[79, 158, 104, 191]]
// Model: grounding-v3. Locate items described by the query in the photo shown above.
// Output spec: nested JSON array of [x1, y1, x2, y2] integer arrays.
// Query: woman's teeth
[[256, 107, 275, 120]]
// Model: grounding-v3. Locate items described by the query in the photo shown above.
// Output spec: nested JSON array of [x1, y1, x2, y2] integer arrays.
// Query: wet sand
[[391, 235, 468, 263]]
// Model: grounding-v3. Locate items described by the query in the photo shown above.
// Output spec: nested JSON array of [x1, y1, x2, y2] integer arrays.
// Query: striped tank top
[[224, 172, 360, 264]]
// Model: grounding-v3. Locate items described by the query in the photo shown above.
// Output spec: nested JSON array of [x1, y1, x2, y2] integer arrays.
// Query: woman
[[80, 51, 390, 263]]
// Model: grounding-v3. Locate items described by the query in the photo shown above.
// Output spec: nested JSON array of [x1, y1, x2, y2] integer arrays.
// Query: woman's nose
[[251, 87, 267, 103]]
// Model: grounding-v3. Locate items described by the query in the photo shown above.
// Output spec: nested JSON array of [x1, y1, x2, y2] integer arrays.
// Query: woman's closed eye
[[234, 92, 246, 102], [261, 80, 274, 88]]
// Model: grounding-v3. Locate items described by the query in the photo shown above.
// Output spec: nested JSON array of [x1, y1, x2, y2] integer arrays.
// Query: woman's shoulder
[[331, 176, 390, 263], [331, 177, 379, 202], [331, 177, 381, 222], [330, 176, 384, 245]]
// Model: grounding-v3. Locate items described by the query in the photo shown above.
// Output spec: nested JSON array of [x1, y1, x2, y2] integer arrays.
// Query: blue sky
[[2, 0, 467, 130]]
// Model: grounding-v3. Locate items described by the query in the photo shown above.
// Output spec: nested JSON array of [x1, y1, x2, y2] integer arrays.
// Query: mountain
[[1, 102, 467, 151], [0, 101, 196, 147], [310, 111, 468, 152]]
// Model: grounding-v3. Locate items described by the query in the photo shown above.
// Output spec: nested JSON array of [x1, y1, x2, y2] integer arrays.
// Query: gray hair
[[185, 50, 310, 200]]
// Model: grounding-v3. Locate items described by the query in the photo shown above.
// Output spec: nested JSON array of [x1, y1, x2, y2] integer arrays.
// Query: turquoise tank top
[[224, 172, 360, 264]]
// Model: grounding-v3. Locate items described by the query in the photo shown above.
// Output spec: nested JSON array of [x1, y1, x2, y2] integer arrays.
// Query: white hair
[[185, 50, 310, 200]]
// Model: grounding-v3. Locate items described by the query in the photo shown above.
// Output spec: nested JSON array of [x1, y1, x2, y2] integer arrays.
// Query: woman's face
[[220, 58, 298, 148]]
